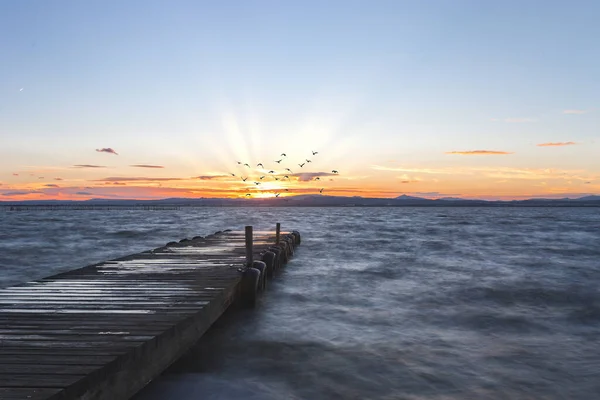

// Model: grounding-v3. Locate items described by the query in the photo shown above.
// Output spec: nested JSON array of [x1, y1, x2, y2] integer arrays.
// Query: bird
[[236, 161, 242, 164], [283, 175, 289, 179], [257, 163, 264, 168], [285, 189, 289, 191], [298, 163, 305, 168], [275, 193, 280, 197], [241, 177, 248, 182], [275, 159, 282, 164], [332, 170, 339, 174], [245, 193, 251, 197], [230, 173, 236, 177], [268, 170, 275, 174], [254, 182, 261, 185], [244, 163, 250, 168], [285, 168, 293, 173], [306, 159, 312, 163], [319, 188, 324, 193], [315, 177, 321, 181], [274, 177, 280, 181], [281, 153, 287, 157], [259, 176, 265, 180], [312, 151, 318, 155]]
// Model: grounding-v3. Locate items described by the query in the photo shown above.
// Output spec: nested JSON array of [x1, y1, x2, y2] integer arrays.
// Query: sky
[[1, 0, 599, 201]]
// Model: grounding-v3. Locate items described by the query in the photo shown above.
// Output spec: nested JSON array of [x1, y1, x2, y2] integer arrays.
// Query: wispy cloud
[[73, 165, 106, 168], [562, 109, 587, 114], [130, 164, 164, 169], [75, 191, 93, 195], [96, 148, 118, 155], [291, 172, 336, 182], [93, 177, 183, 182], [537, 142, 577, 147], [104, 182, 127, 185], [193, 175, 232, 180], [44, 184, 59, 188], [445, 150, 513, 155], [54, 177, 63, 181], [12, 173, 19, 176], [2, 191, 41, 196], [504, 118, 536, 123]]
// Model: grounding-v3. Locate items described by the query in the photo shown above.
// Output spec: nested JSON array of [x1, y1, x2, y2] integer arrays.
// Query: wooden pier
[[0, 227, 300, 400]]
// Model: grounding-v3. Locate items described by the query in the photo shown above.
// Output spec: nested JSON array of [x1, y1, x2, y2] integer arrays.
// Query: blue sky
[[1, 0, 599, 200]]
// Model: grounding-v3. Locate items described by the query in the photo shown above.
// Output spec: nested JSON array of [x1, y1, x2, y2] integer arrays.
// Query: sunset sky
[[1, 0, 599, 201]]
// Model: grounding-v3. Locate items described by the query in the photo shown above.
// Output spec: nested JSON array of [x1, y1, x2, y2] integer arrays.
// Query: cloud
[[130, 165, 164, 169], [105, 182, 127, 185], [93, 177, 183, 182], [75, 191, 93, 195], [504, 118, 536, 123], [44, 184, 59, 188], [445, 150, 513, 155], [38, 177, 45, 179], [562, 109, 587, 114], [1, 191, 42, 196], [54, 177, 63, 181], [96, 148, 118, 155], [291, 172, 336, 182], [73, 165, 106, 168], [12, 173, 19, 176], [537, 142, 577, 147], [193, 175, 231, 180]]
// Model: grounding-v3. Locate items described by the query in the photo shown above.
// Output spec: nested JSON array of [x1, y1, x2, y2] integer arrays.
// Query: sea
[[1, 207, 599, 399]]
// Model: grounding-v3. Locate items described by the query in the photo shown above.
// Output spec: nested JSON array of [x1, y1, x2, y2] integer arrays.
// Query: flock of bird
[[228, 150, 339, 198]]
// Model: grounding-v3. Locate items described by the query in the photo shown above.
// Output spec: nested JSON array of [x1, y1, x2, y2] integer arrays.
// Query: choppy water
[[1, 207, 600, 399]]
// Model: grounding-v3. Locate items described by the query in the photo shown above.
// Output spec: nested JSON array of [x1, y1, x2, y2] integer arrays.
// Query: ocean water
[[1, 207, 600, 399]]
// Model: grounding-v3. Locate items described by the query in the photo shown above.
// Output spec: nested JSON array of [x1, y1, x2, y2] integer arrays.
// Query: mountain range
[[2, 194, 600, 207]]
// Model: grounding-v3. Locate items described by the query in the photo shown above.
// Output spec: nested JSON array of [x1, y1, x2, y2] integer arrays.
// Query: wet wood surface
[[0, 230, 285, 400]]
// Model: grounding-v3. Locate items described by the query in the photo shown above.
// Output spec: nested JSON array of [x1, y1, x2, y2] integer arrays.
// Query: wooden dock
[[0, 227, 300, 400]]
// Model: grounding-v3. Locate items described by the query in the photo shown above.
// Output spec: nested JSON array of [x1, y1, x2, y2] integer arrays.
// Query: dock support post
[[276, 222, 281, 245], [245, 225, 253, 267]]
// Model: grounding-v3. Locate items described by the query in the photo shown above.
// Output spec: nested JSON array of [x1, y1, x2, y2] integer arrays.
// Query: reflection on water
[[2, 207, 600, 399]]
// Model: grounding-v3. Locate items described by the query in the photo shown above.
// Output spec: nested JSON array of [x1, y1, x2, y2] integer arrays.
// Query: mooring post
[[276, 222, 281, 245], [245, 225, 253, 267]]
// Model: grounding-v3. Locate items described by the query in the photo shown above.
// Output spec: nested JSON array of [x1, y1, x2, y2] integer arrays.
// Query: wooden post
[[245, 225, 253, 266], [276, 223, 281, 245]]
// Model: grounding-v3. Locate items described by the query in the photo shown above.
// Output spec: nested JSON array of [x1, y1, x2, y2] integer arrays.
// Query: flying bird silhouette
[[275, 160, 282, 164], [257, 163, 264, 168], [236, 161, 242, 165], [306, 159, 312, 163], [285, 168, 293, 173], [332, 170, 339, 174], [230, 173, 236, 177], [241, 177, 248, 182], [319, 188, 324, 193], [275, 193, 280, 197], [274, 177, 280, 181], [298, 163, 305, 168], [244, 163, 250, 168], [283, 175, 289, 179], [259, 176, 265, 180], [254, 182, 261, 185], [285, 189, 289, 191], [245, 193, 251, 197], [315, 177, 321, 181], [268, 170, 275, 174], [281, 153, 287, 157], [312, 151, 318, 155]]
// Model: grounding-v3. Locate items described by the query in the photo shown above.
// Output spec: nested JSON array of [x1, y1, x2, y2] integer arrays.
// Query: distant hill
[[1, 194, 599, 207]]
